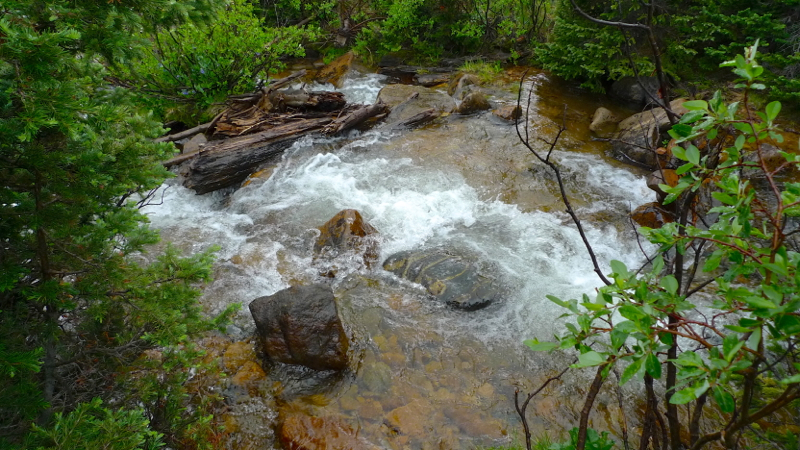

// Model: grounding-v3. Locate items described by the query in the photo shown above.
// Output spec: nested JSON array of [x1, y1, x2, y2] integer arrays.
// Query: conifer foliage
[[0, 0, 232, 447]]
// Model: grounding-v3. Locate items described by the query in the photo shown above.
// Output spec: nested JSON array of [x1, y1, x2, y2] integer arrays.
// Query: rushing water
[[143, 68, 656, 448]]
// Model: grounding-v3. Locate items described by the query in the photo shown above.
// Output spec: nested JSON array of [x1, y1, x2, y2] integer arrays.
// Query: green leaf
[[775, 314, 800, 335], [723, 334, 744, 362], [712, 386, 735, 413], [670, 123, 694, 139], [670, 387, 696, 404], [742, 296, 777, 310], [766, 101, 781, 122], [660, 275, 678, 295], [574, 351, 606, 368], [685, 145, 700, 166], [619, 357, 644, 385], [746, 327, 762, 350], [646, 353, 662, 379], [524, 339, 558, 352], [682, 100, 708, 111]]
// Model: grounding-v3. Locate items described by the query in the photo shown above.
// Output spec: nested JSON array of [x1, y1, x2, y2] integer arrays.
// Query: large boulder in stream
[[249, 284, 349, 371], [313, 209, 379, 277], [611, 98, 688, 169], [610, 76, 661, 108], [383, 247, 500, 310], [376, 84, 452, 125]]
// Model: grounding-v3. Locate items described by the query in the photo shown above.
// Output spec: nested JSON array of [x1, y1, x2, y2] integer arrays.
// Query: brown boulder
[[313, 209, 379, 277], [249, 284, 349, 371], [492, 105, 522, 121], [647, 169, 680, 202], [631, 202, 676, 229], [280, 414, 380, 450], [612, 99, 688, 169], [455, 91, 491, 115], [315, 52, 355, 88], [376, 84, 453, 125]]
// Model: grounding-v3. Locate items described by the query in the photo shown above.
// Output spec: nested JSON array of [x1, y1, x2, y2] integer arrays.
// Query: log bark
[[398, 108, 438, 128], [322, 103, 388, 135], [170, 117, 332, 194]]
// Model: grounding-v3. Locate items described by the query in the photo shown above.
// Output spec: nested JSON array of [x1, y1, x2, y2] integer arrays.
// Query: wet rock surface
[[376, 84, 453, 125], [611, 99, 688, 169], [382, 247, 501, 310], [313, 209, 379, 277], [280, 414, 381, 450], [249, 284, 350, 371]]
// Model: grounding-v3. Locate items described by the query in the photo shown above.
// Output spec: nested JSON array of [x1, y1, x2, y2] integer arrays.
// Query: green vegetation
[[534, 0, 800, 101], [524, 42, 800, 450], [1, 0, 799, 448], [0, 0, 236, 448], [119, 0, 319, 122]]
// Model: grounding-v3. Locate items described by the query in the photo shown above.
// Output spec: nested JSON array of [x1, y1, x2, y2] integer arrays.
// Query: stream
[[143, 66, 657, 449]]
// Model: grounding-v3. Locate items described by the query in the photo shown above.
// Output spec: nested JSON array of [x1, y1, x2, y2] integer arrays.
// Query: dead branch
[[514, 71, 612, 286]]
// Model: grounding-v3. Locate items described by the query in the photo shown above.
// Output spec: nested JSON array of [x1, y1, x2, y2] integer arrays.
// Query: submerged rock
[[383, 247, 501, 310], [589, 107, 619, 137], [249, 284, 349, 371], [280, 414, 381, 450], [376, 84, 453, 125], [455, 91, 491, 115]]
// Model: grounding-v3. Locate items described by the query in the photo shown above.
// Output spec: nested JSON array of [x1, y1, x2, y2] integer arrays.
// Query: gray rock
[[383, 247, 501, 310], [249, 284, 349, 371], [611, 76, 660, 107], [589, 107, 619, 137], [611, 99, 688, 169], [455, 91, 491, 115], [376, 84, 453, 124]]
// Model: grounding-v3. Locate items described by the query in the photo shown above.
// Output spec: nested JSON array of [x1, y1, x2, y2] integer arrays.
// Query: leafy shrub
[[122, 0, 318, 122], [28, 399, 162, 450], [524, 42, 800, 450]]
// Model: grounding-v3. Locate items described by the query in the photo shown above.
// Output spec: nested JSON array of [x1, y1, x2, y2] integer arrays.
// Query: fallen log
[[169, 117, 333, 194], [397, 108, 438, 128], [322, 103, 388, 135]]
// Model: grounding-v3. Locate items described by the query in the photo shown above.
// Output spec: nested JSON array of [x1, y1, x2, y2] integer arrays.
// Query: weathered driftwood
[[172, 117, 332, 194], [398, 108, 438, 128], [322, 103, 388, 135]]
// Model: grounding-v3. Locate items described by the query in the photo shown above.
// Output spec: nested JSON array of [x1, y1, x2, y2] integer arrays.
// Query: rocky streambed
[[140, 57, 716, 449]]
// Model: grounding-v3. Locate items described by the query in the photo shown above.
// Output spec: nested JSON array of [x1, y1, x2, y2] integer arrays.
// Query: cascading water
[[143, 68, 655, 448]]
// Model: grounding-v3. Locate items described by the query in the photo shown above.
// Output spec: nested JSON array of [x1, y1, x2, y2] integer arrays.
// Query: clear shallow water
[[143, 69, 656, 448]]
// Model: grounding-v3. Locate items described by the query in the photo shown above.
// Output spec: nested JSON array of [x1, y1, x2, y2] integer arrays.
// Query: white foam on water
[[293, 72, 387, 105]]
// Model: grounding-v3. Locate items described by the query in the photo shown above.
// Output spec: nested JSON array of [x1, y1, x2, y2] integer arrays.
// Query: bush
[[522, 42, 800, 450], [122, 0, 318, 122]]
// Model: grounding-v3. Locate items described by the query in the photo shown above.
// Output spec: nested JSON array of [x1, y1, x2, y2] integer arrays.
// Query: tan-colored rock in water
[[231, 360, 266, 388], [376, 84, 453, 125], [611, 99, 688, 169], [280, 414, 381, 450], [315, 51, 355, 88], [589, 107, 619, 136], [313, 209, 379, 277], [647, 168, 680, 202], [455, 91, 491, 115], [492, 104, 522, 121], [631, 202, 676, 228]]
